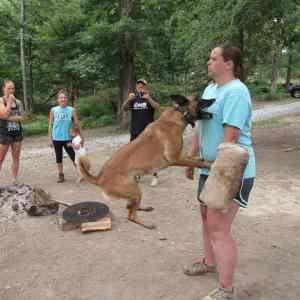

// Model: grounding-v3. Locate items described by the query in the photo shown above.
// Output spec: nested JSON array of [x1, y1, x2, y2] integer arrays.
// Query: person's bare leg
[[200, 205, 216, 267], [0, 144, 10, 172], [206, 201, 240, 290], [57, 163, 63, 174], [10, 142, 22, 182]]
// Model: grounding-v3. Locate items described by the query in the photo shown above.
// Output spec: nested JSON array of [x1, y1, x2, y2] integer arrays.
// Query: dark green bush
[[77, 95, 114, 118], [148, 83, 187, 106], [248, 80, 291, 101], [23, 115, 48, 136]]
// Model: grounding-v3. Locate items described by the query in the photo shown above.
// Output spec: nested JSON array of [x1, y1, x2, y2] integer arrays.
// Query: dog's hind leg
[[105, 178, 156, 229], [127, 200, 156, 230]]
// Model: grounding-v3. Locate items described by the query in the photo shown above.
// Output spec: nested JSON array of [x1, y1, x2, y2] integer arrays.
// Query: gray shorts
[[197, 174, 254, 208]]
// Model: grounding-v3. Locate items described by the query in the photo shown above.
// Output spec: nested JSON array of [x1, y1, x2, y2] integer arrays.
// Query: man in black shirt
[[122, 79, 160, 186]]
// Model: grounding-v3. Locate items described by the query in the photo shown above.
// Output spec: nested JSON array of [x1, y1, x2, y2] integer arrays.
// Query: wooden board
[[80, 216, 112, 233]]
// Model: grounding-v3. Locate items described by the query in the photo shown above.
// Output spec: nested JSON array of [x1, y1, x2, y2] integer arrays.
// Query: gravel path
[[252, 101, 300, 121], [20, 101, 300, 160]]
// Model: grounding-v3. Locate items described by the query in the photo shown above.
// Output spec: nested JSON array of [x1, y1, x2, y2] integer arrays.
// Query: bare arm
[[223, 124, 240, 143], [7, 100, 26, 122], [188, 129, 200, 157], [6, 115, 26, 122], [0, 96, 13, 119], [72, 109, 84, 144], [48, 110, 53, 145], [185, 126, 201, 179], [144, 93, 160, 110], [122, 93, 135, 111]]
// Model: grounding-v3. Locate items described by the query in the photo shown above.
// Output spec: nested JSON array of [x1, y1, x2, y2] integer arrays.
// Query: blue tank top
[[51, 106, 74, 141]]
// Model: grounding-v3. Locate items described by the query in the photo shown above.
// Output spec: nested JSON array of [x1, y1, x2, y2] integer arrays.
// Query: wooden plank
[[80, 217, 112, 233]]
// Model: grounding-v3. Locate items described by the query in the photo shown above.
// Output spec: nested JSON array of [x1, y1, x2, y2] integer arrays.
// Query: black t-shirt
[[129, 96, 155, 136]]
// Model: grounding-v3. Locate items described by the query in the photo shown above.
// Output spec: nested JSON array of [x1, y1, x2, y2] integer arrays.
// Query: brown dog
[[79, 95, 214, 229]]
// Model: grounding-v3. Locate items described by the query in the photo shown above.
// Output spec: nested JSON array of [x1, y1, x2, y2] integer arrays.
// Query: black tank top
[[0, 98, 23, 135]]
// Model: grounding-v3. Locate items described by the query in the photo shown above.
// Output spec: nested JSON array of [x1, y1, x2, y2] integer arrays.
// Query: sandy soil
[[1, 112, 300, 300]]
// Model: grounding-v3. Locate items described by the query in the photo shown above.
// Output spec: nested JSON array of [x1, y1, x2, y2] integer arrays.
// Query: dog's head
[[170, 95, 215, 127]]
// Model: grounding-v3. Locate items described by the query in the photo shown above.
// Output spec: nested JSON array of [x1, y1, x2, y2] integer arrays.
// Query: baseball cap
[[136, 78, 148, 85]]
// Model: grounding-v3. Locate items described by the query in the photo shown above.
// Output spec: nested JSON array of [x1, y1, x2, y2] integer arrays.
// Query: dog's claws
[[137, 206, 154, 212], [128, 218, 156, 230], [147, 224, 156, 230], [142, 223, 156, 230]]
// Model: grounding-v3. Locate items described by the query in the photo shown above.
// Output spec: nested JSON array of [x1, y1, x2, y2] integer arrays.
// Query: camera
[[135, 91, 145, 100]]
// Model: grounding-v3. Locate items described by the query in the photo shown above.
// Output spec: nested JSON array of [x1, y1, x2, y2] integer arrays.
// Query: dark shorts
[[52, 140, 75, 164], [0, 134, 23, 145], [197, 174, 254, 208]]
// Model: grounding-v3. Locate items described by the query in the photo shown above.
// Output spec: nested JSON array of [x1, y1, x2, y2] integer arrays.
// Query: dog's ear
[[195, 96, 215, 109], [170, 95, 189, 106]]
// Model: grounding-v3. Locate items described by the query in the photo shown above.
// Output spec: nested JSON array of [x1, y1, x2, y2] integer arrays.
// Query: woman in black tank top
[[0, 80, 25, 183]]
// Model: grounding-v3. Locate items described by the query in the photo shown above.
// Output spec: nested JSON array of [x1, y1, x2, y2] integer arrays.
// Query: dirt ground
[[1, 112, 300, 300]]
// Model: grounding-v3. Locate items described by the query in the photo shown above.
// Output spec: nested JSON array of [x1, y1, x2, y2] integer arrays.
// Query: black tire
[[291, 89, 300, 98]]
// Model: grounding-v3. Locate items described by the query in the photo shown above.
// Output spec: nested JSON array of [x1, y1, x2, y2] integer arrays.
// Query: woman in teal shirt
[[48, 90, 82, 183], [184, 45, 255, 300]]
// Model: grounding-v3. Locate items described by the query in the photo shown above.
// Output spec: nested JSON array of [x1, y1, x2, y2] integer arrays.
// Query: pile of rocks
[[0, 183, 58, 222]]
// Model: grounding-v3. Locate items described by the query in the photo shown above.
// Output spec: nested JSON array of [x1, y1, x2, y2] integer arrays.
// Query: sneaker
[[134, 175, 141, 183], [57, 173, 65, 183], [12, 178, 19, 185], [76, 177, 84, 184], [202, 288, 238, 300], [183, 259, 217, 276], [149, 176, 158, 187]]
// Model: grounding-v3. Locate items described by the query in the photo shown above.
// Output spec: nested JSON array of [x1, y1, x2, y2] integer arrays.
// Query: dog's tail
[[79, 156, 100, 185]]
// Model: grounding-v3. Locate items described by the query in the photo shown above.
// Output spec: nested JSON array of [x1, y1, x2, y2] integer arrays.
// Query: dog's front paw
[[137, 206, 154, 212], [145, 223, 156, 230]]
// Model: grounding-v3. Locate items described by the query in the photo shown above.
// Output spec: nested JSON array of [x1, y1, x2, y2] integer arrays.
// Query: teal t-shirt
[[198, 79, 256, 178], [51, 106, 74, 141]]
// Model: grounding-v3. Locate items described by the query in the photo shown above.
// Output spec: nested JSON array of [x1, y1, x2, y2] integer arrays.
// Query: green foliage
[[76, 93, 116, 128], [0, 0, 300, 126], [248, 80, 292, 101], [80, 115, 115, 129], [23, 115, 48, 136]]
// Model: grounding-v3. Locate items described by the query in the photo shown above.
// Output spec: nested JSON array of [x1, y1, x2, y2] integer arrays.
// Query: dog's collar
[[174, 104, 186, 114], [174, 104, 195, 127]]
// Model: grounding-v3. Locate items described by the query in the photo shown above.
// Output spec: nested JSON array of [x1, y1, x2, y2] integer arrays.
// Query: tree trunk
[[118, 0, 135, 128], [71, 86, 78, 107], [28, 37, 34, 110], [285, 52, 292, 90], [238, 28, 244, 55], [20, 0, 29, 112], [270, 47, 280, 97]]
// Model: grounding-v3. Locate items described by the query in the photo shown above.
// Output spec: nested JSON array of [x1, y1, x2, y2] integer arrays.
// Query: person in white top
[[69, 127, 88, 183]]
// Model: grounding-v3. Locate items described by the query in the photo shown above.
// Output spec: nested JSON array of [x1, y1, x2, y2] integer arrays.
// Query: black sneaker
[[57, 173, 65, 183]]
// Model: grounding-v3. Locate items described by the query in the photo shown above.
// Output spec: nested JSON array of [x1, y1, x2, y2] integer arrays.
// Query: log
[[199, 143, 249, 210], [81, 216, 112, 233]]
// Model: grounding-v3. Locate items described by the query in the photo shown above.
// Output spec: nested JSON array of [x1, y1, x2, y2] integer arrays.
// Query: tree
[[20, 0, 29, 111], [119, 0, 135, 127]]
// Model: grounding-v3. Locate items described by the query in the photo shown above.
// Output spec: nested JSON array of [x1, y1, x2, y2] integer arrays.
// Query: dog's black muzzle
[[183, 111, 197, 128], [170, 95, 215, 128], [185, 98, 216, 128], [196, 98, 215, 120]]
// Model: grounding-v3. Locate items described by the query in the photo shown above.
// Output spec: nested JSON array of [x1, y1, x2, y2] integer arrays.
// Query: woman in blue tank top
[[48, 90, 82, 183]]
